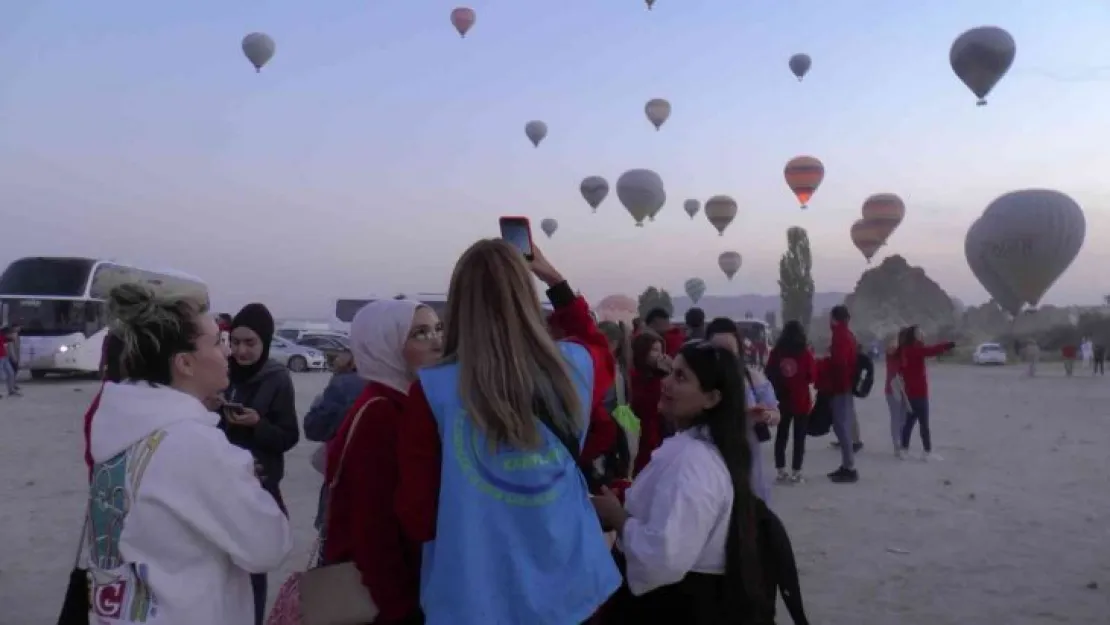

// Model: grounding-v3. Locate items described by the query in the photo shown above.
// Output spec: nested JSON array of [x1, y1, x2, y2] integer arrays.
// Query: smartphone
[[499, 216, 534, 261]]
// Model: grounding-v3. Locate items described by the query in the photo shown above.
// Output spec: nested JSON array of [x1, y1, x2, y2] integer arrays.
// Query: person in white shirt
[[591, 341, 775, 624], [86, 283, 292, 625]]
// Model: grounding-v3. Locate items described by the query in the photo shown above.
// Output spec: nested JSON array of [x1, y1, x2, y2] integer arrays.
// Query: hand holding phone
[[499, 216, 534, 261]]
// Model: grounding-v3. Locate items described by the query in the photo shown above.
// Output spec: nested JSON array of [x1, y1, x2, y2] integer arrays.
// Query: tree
[[637, 286, 674, 319], [778, 226, 815, 328]]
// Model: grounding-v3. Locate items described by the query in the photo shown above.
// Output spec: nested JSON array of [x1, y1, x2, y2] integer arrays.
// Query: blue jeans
[[885, 393, 908, 448], [830, 393, 857, 470], [0, 358, 15, 394]]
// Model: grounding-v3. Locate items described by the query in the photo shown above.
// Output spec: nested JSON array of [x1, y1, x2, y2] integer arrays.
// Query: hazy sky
[[3, 0, 1110, 318]]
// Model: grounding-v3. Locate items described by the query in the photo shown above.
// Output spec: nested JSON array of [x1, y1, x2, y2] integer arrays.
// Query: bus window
[[0, 258, 96, 297]]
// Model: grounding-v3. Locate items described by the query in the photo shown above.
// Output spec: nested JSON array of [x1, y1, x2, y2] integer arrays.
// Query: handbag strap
[[73, 512, 89, 569], [328, 397, 385, 491]]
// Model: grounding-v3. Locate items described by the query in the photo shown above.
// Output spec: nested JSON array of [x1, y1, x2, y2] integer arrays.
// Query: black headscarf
[[229, 303, 275, 384]]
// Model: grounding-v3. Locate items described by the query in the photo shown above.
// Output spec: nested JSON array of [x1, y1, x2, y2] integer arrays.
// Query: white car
[[270, 336, 328, 372], [972, 342, 1007, 365]]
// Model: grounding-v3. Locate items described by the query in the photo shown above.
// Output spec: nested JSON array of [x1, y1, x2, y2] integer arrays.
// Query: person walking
[[0, 327, 18, 398], [1061, 342, 1077, 376], [765, 320, 816, 484], [894, 326, 955, 461], [1094, 342, 1106, 376], [1022, 340, 1041, 377], [823, 305, 860, 483]]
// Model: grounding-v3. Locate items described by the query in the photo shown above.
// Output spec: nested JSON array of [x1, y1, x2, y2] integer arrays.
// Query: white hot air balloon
[[972, 189, 1086, 310], [645, 98, 671, 131], [704, 195, 738, 236], [524, 121, 547, 147], [683, 199, 700, 219], [718, 252, 742, 281], [684, 278, 707, 304], [964, 217, 1025, 316], [616, 169, 666, 227], [242, 33, 276, 73], [580, 176, 609, 212], [540, 218, 559, 238]]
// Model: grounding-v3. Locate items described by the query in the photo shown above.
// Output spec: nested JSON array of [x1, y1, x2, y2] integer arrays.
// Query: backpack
[[851, 352, 875, 398], [755, 498, 810, 625], [806, 391, 832, 437]]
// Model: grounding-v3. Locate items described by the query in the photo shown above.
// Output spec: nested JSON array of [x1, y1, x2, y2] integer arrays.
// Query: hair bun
[[108, 283, 159, 327]]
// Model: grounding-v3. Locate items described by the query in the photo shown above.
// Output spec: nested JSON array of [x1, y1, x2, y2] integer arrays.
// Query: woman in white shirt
[[592, 341, 772, 624]]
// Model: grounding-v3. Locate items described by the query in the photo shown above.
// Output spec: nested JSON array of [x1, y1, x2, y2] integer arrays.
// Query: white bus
[[0, 256, 208, 379]]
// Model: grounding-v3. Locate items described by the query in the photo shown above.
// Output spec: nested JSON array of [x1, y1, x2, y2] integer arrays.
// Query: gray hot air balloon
[[540, 218, 559, 238], [788, 53, 811, 81], [684, 278, 707, 304], [718, 252, 742, 281], [683, 199, 700, 219], [950, 26, 1016, 106], [242, 32, 276, 73], [524, 120, 548, 147], [580, 176, 609, 212], [972, 189, 1085, 310], [645, 98, 671, 131], [964, 217, 1025, 316], [616, 169, 666, 227], [704, 195, 738, 236]]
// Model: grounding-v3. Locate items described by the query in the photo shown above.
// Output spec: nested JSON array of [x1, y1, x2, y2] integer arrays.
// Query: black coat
[[221, 359, 300, 497]]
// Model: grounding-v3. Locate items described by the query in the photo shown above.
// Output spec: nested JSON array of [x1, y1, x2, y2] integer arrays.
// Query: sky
[[3, 0, 1110, 319]]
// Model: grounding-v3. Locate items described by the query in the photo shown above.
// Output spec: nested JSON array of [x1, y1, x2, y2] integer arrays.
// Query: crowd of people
[[68, 239, 975, 625]]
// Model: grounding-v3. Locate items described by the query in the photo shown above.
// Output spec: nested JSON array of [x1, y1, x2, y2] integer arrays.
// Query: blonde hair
[[108, 282, 209, 385], [442, 239, 582, 449]]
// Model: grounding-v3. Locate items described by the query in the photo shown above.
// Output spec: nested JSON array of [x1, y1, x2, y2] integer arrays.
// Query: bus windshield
[[0, 257, 95, 297], [0, 298, 107, 337]]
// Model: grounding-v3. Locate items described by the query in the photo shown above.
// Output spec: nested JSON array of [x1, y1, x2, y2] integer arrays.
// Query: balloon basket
[[636, 223, 644, 228], [976, 99, 987, 106]]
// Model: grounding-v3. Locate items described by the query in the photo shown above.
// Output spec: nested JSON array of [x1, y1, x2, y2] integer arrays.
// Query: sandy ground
[[1, 363, 1107, 625]]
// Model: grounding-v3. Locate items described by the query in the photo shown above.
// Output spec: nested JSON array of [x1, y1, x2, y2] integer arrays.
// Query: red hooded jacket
[[895, 341, 954, 399], [765, 346, 817, 416], [820, 321, 857, 394], [662, 326, 686, 357]]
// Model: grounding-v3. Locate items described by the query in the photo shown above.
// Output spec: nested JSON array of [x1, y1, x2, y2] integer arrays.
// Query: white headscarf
[[350, 299, 422, 394]]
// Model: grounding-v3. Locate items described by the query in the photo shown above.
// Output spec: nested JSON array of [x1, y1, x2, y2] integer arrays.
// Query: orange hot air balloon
[[784, 156, 824, 209], [451, 7, 476, 38], [851, 219, 887, 263]]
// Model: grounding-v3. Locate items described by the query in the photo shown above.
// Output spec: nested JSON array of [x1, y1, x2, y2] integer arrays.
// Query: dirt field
[[1, 363, 1107, 624]]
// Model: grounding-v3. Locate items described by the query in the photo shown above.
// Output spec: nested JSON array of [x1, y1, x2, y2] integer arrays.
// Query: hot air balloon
[[683, 199, 700, 219], [784, 156, 824, 209], [718, 252, 742, 281], [524, 121, 547, 147], [965, 217, 1025, 316], [704, 196, 738, 236], [950, 26, 1016, 106], [241, 33, 275, 73], [645, 98, 671, 131], [540, 218, 558, 238], [788, 53, 811, 81], [616, 169, 666, 227], [971, 189, 1085, 309], [850, 219, 886, 263], [580, 176, 609, 212], [450, 7, 476, 38], [597, 294, 638, 324], [861, 193, 906, 242], [684, 278, 707, 304]]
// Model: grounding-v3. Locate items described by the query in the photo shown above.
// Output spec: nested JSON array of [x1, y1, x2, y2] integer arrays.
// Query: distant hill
[[670, 293, 849, 320]]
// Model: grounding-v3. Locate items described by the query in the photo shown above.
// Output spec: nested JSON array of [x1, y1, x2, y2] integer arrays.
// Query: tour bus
[[0, 257, 208, 378]]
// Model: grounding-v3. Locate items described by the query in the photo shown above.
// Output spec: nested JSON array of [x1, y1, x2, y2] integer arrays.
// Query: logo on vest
[[452, 417, 568, 506]]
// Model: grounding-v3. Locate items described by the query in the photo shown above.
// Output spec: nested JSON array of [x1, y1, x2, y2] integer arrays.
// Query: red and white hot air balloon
[[451, 7, 476, 38]]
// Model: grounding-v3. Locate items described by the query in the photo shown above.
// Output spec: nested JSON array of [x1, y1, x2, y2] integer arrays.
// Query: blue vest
[[417, 342, 621, 625]]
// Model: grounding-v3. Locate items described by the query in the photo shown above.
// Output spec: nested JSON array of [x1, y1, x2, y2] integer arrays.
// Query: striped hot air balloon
[[850, 219, 887, 263], [861, 193, 906, 243], [783, 156, 824, 209]]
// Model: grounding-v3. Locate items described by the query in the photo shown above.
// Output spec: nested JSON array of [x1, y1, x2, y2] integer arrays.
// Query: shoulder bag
[[267, 398, 383, 625]]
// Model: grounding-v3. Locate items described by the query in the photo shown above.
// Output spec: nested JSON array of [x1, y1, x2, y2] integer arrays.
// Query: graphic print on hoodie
[[87, 382, 293, 624]]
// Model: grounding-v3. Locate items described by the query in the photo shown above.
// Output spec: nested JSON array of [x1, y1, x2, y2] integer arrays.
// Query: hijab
[[350, 298, 422, 394], [229, 303, 275, 384]]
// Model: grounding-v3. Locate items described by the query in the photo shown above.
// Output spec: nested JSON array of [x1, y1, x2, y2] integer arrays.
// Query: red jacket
[[820, 322, 857, 394], [764, 347, 816, 416], [629, 367, 665, 475], [894, 342, 953, 399], [662, 326, 686, 357], [394, 285, 616, 546], [1062, 345, 1077, 359]]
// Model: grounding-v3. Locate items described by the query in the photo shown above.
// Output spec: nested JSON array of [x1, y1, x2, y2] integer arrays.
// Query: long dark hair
[[631, 331, 664, 372], [678, 342, 768, 619], [773, 320, 808, 355], [898, 325, 919, 350]]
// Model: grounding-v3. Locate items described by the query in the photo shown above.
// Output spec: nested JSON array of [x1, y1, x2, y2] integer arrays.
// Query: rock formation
[[843, 255, 957, 343]]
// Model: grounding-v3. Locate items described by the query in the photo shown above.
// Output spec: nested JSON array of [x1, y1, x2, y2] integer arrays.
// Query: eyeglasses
[[409, 326, 444, 342]]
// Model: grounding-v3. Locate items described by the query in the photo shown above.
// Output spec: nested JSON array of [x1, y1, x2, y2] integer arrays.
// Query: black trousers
[[773, 409, 807, 472]]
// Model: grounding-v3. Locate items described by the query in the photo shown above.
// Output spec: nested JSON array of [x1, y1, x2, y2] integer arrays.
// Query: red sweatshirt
[[394, 284, 616, 545], [629, 366, 665, 476], [820, 321, 857, 394], [764, 347, 817, 416], [662, 326, 686, 357], [323, 382, 422, 624], [895, 342, 954, 399]]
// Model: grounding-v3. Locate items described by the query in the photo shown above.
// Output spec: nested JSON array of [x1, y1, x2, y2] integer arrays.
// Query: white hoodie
[[87, 382, 293, 625]]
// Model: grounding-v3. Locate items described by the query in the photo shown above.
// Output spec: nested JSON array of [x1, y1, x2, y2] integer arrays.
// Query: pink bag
[[265, 572, 305, 625]]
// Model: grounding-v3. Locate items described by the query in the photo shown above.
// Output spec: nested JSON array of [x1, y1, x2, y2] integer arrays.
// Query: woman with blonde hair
[[396, 241, 620, 625], [85, 284, 291, 624]]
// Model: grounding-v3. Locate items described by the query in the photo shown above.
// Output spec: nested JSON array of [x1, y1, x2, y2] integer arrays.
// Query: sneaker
[[852, 442, 864, 453], [776, 469, 790, 482], [897, 448, 909, 460], [829, 441, 841, 448], [892, 443, 902, 457], [827, 467, 859, 483], [9, 391, 21, 397], [921, 451, 940, 462], [789, 471, 805, 484]]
